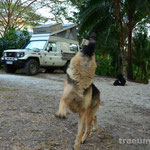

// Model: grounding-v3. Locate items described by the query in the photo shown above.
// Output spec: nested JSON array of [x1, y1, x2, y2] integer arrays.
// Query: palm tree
[[72, 0, 150, 80], [133, 27, 150, 81], [74, 0, 127, 76], [124, 0, 150, 79]]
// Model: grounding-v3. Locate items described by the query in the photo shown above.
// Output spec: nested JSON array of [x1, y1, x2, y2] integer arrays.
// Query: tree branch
[[14, 0, 38, 25]]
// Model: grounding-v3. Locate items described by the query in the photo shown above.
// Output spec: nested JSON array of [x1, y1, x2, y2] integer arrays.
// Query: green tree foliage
[[0, 0, 48, 36], [0, 27, 30, 59], [72, 0, 124, 77], [70, 0, 150, 81], [122, 0, 150, 79], [133, 26, 150, 82], [94, 24, 121, 77], [96, 55, 117, 76], [40, 0, 77, 23]]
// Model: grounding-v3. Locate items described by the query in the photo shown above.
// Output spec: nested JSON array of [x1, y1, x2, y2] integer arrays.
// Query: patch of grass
[[0, 87, 18, 92], [0, 88, 19, 99]]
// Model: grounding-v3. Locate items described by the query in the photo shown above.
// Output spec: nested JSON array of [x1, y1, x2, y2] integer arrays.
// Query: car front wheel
[[24, 59, 39, 75]]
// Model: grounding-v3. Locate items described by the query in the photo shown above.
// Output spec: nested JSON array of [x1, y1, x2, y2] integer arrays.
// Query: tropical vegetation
[[0, 27, 30, 61], [70, 0, 150, 82]]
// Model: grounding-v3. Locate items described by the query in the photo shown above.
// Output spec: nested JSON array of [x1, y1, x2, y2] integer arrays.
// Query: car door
[[43, 42, 63, 66]]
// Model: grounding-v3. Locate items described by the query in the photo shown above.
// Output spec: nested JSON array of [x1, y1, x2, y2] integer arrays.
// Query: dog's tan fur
[[67, 51, 97, 95], [56, 50, 100, 150]]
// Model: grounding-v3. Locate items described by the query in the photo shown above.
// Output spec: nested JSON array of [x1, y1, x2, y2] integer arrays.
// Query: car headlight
[[17, 53, 20, 57], [17, 52, 25, 57]]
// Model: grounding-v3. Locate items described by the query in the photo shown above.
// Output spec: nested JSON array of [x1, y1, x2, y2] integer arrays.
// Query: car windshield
[[25, 40, 47, 50]]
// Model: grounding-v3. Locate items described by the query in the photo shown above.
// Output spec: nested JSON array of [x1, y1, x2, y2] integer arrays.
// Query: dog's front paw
[[55, 112, 66, 119], [81, 138, 86, 144]]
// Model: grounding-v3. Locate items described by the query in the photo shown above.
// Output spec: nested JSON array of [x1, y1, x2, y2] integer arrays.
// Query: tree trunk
[[116, 0, 127, 78], [127, 19, 133, 80], [122, 54, 127, 77]]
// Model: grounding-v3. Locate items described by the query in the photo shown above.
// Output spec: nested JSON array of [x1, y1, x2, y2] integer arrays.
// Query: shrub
[[96, 55, 117, 77], [0, 27, 31, 68]]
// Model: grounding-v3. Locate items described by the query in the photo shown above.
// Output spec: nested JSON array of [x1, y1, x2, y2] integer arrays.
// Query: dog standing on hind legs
[[55, 33, 101, 150]]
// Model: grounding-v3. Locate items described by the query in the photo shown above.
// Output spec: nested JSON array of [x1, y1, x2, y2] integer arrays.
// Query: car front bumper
[[0, 60, 25, 68]]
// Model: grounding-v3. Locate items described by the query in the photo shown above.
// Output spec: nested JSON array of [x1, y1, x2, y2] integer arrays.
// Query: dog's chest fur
[[67, 51, 97, 94]]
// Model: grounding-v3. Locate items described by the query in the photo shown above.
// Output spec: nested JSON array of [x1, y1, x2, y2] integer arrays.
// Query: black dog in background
[[113, 74, 126, 86]]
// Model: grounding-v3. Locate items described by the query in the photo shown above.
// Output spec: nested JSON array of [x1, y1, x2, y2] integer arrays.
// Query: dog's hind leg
[[92, 97, 100, 131], [74, 112, 86, 150], [92, 115, 98, 131], [81, 113, 93, 144]]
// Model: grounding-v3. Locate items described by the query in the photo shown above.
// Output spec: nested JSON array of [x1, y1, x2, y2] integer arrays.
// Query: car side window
[[70, 43, 78, 52], [46, 42, 57, 52]]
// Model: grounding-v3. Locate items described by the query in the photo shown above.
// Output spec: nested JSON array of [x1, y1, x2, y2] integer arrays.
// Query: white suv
[[1, 34, 79, 75]]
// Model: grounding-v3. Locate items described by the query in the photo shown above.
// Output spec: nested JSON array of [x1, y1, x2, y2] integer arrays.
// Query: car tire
[[4, 65, 17, 73], [24, 59, 39, 75]]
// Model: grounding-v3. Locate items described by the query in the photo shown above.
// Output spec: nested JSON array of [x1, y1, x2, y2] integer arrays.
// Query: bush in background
[[0, 27, 31, 68], [132, 28, 150, 83], [96, 55, 117, 77]]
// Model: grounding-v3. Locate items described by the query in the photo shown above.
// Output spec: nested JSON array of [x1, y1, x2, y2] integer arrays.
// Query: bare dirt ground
[[0, 71, 150, 150]]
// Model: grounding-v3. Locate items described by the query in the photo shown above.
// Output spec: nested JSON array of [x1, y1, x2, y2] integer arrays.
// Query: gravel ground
[[0, 72, 150, 150]]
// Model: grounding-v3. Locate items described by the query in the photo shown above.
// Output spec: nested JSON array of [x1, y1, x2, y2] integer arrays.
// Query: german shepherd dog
[[55, 34, 101, 150]]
